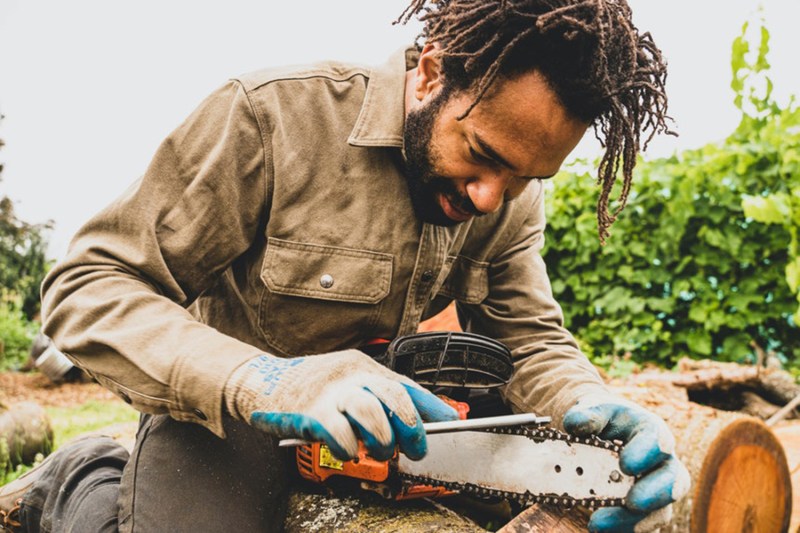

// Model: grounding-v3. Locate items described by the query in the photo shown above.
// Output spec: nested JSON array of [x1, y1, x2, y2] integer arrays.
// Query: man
[[1, 1, 689, 531]]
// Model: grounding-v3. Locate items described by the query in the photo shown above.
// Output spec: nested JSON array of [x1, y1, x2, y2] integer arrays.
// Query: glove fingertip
[[402, 384, 459, 422], [620, 435, 670, 475], [379, 398, 427, 460], [588, 507, 640, 533], [563, 407, 607, 436], [251, 412, 356, 460], [344, 413, 396, 461], [626, 457, 684, 513], [394, 413, 428, 460]]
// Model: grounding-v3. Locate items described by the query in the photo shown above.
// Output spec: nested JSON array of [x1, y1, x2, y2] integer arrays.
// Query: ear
[[415, 42, 443, 101]]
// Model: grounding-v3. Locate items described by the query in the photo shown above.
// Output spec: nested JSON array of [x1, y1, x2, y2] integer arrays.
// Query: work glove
[[562, 394, 691, 533], [224, 350, 459, 461]]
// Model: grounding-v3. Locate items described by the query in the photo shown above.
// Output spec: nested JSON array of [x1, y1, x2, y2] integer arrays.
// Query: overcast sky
[[1, 1, 798, 258]]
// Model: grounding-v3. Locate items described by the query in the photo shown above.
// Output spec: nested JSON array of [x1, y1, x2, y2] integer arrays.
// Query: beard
[[402, 88, 481, 227]]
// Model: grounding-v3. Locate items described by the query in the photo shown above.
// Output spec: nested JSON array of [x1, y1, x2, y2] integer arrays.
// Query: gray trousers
[[18, 414, 290, 532]]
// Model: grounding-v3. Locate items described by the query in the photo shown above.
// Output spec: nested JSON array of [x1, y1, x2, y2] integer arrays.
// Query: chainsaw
[[280, 332, 634, 510]]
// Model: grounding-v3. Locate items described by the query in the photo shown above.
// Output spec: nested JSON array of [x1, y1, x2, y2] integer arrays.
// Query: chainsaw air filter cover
[[380, 331, 513, 389]]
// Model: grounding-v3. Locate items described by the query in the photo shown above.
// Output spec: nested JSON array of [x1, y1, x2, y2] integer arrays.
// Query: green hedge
[[542, 21, 799, 368]]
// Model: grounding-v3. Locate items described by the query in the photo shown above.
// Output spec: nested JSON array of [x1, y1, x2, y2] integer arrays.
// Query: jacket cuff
[[169, 332, 263, 438], [549, 383, 612, 426], [505, 381, 610, 430]]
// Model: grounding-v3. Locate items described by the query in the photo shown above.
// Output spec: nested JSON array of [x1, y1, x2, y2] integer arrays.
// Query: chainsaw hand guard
[[372, 331, 514, 389]]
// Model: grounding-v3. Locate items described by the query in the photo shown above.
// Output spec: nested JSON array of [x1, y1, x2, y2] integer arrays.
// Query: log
[[498, 504, 588, 532], [614, 384, 792, 532], [0, 401, 54, 470], [629, 359, 800, 421], [740, 390, 782, 420], [284, 490, 484, 532], [759, 371, 800, 405]]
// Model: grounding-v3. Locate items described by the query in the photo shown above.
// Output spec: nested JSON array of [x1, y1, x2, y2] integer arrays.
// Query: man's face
[[403, 59, 589, 226]]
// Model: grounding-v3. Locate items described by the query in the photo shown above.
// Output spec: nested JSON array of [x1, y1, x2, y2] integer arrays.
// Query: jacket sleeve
[[41, 80, 269, 437], [456, 184, 609, 427]]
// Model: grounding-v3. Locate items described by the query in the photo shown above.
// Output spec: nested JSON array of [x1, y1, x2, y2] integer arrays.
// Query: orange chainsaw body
[[295, 397, 469, 500]]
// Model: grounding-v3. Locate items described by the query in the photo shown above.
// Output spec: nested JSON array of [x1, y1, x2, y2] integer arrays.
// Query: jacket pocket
[[258, 238, 393, 355], [437, 255, 490, 305]]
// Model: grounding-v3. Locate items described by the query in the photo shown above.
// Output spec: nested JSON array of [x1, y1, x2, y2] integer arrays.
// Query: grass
[[1, 399, 138, 485], [46, 400, 139, 449]]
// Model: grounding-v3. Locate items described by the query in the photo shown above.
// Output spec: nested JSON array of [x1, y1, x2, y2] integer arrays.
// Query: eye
[[469, 146, 495, 166]]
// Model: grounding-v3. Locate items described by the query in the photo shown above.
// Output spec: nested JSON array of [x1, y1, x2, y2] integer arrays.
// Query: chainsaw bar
[[379, 331, 514, 388], [396, 425, 633, 510]]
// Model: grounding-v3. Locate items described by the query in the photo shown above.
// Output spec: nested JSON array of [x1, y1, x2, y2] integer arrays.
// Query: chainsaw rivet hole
[[555, 465, 561, 473], [576, 467, 584, 476]]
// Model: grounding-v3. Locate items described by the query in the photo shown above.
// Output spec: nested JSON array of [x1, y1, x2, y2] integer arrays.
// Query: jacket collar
[[348, 47, 419, 148]]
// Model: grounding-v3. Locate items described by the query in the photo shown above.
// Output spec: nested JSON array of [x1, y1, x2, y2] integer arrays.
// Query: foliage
[[0, 196, 51, 319], [0, 291, 38, 370], [0, 117, 52, 319], [735, 23, 800, 325], [543, 19, 799, 368], [0, 458, 40, 487], [0, 115, 50, 369]]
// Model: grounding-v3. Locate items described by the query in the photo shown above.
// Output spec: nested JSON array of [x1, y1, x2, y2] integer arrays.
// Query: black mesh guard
[[377, 331, 514, 389]]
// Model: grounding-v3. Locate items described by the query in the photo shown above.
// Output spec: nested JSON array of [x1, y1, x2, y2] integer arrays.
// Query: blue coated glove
[[224, 350, 459, 461], [563, 394, 690, 533]]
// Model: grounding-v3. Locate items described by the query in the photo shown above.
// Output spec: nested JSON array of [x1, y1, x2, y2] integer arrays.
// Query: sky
[[1, 1, 799, 259]]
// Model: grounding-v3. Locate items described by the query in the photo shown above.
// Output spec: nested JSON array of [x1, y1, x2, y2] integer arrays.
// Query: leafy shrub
[[0, 291, 37, 370], [543, 20, 799, 367], [736, 24, 800, 326], [0, 117, 52, 320]]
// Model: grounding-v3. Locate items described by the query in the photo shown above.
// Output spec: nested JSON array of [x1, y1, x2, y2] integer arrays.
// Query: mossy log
[[0, 401, 54, 469], [284, 490, 484, 532]]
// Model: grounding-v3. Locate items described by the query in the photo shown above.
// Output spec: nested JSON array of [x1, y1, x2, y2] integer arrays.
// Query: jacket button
[[421, 270, 434, 283], [319, 274, 334, 288], [193, 408, 208, 421], [120, 391, 132, 404]]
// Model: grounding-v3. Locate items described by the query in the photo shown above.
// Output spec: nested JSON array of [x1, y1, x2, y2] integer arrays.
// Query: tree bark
[[0, 401, 54, 469]]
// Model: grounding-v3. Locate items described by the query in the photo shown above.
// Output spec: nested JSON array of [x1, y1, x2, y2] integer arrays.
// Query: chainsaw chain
[[398, 425, 627, 510]]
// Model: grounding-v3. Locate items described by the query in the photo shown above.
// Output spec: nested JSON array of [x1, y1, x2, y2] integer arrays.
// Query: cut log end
[[691, 418, 792, 533]]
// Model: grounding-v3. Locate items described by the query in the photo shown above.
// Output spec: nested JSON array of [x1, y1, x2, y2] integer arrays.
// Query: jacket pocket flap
[[262, 238, 393, 304], [438, 256, 489, 304]]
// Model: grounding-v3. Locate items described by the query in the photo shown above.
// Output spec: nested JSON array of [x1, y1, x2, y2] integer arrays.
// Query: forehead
[[457, 71, 587, 172]]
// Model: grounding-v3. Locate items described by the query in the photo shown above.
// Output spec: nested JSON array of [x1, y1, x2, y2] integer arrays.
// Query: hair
[[396, 0, 672, 243]]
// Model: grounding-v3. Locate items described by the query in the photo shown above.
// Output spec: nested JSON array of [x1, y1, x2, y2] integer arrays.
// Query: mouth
[[437, 192, 475, 223]]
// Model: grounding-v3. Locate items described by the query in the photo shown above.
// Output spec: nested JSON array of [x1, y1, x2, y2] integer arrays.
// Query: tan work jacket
[[42, 49, 607, 438]]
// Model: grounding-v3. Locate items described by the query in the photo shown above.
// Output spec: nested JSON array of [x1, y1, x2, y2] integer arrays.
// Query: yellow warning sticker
[[319, 445, 344, 470]]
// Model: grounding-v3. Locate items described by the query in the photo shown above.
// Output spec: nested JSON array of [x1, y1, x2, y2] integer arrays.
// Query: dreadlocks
[[396, 0, 672, 243]]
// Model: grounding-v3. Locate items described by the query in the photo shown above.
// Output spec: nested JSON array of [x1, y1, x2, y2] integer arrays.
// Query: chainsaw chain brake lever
[[371, 331, 514, 389]]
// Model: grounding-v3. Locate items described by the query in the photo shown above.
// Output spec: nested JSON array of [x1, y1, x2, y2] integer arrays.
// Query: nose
[[465, 173, 510, 214]]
